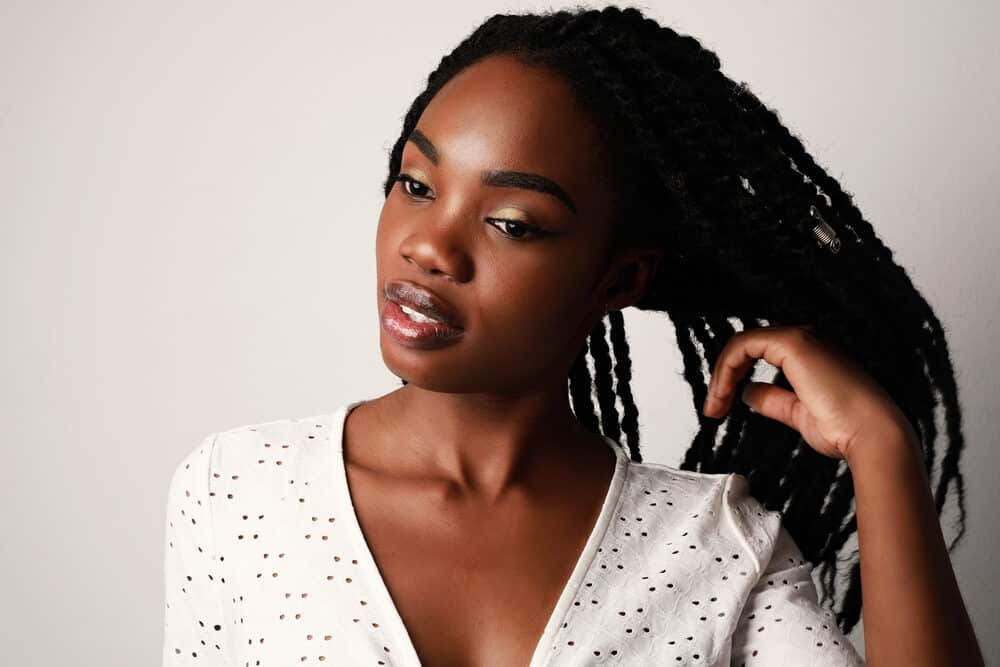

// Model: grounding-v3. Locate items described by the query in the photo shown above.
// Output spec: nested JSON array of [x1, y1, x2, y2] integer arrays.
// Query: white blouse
[[162, 398, 865, 666]]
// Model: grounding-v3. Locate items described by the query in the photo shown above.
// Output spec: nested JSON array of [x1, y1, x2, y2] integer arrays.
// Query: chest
[[346, 464, 610, 667]]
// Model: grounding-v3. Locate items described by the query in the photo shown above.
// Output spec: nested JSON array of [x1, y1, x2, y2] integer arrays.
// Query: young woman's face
[[375, 54, 641, 393]]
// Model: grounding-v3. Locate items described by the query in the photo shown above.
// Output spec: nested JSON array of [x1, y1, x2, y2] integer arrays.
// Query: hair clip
[[809, 205, 841, 254]]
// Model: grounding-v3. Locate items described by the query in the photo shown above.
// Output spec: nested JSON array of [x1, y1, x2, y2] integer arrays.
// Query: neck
[[357, 381, 605, 500]]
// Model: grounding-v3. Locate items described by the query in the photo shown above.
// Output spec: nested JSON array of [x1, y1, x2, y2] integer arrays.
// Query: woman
[[162, 6, 983, 665]]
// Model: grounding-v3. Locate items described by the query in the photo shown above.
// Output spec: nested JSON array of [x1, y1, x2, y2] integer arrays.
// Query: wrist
[[844, 419, 923, 472]]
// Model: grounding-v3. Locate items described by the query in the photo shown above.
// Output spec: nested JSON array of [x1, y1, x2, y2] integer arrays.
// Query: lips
[[384, 279, 464, 329]]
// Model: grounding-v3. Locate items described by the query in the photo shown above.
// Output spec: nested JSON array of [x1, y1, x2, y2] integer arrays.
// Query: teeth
[[399, 302, 442, 324]]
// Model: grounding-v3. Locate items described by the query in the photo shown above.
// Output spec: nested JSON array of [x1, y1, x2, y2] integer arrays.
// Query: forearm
[[846, 424, 983, 666]]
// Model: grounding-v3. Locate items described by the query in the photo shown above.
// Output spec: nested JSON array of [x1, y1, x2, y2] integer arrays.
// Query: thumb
[[740, 381, 799, 431]]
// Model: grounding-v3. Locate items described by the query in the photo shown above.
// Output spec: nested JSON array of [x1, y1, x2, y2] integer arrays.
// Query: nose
[[398, 218, 473, 283]]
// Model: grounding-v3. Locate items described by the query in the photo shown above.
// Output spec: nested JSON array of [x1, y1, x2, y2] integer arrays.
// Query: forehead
[[410, 54, 614, 217]]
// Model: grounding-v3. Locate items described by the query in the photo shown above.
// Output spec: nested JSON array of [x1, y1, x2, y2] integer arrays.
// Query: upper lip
[[384, 279, 464, 329]]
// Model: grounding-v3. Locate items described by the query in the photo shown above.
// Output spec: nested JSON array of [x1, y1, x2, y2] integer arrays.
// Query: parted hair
[[381, 4, 969, 635]]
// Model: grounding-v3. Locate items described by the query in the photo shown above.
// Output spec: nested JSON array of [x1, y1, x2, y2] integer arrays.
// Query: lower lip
[[381, 298, 465, 350]]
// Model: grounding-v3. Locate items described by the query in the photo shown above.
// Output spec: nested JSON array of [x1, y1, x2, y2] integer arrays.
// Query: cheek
[[477, 254, 599, 351]]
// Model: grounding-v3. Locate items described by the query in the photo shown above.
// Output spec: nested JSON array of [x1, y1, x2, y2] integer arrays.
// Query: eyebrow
[[407, 128, 578, 215]]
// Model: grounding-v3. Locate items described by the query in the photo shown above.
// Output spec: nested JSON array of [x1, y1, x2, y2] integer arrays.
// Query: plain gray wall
[[2, 1, 997, 664]]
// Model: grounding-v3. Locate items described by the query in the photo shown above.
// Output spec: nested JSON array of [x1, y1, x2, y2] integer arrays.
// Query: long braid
[[588, 316, 623, 446], [568, 341, 600, 433], [608, 309, 642, 461], [673, 315, 721, 472], [734, 76, 970, 545], [682, 317, 724, 472], [380, 4, 971, 637]]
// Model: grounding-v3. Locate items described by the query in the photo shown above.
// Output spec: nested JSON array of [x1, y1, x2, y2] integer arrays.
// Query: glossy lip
[[380, 298, 465, 350], [383, 279, 464, 329]]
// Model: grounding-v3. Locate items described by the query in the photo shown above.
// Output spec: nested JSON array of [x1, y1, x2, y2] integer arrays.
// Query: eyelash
[[394, 173, 551, 242]]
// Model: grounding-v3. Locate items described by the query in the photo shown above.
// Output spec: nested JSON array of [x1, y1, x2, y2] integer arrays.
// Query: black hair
[[380, 4, 968, 636]]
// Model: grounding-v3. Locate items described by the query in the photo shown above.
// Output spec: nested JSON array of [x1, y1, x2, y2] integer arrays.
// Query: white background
[[2, 1, 997, 664]]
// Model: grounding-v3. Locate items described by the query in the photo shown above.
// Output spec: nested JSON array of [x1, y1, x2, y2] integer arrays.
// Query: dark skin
[[342, 54, 661, 666]]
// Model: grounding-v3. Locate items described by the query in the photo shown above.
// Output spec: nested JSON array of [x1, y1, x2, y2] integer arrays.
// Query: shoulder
[[165, 431, 220, 518], [623, 460, 783, 574], [167, 411, 339, 509], [628, 458, 730, 492], [209, 411, 337, 466]]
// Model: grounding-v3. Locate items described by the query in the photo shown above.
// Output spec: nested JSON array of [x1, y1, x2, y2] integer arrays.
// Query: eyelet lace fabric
[[162, 400, 865, 666]]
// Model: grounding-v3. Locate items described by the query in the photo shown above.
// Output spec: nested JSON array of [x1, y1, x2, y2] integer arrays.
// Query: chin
[[379, 339, 468, 393], [379, 338, 532, 395]]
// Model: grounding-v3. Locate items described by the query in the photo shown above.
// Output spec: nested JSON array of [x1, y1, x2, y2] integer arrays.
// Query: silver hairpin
[[810, 205, 841, 253]]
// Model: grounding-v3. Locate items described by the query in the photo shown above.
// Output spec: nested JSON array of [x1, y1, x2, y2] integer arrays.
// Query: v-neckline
[[329, 398, 630, 667]]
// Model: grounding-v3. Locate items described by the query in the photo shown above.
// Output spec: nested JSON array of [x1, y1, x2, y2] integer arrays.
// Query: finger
[[705, 327, 806, 416], [705, 347, 757, 416], [739, 381, 801, 431]]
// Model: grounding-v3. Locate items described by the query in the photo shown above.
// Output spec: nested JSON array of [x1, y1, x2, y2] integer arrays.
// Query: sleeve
[[161, 432, 232, 666], [724, 473, 866, 666]]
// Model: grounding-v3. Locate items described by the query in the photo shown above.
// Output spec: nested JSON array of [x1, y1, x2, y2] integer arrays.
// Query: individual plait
[[672, 315, 711, 476], [702, 315, 749, 474], [588, 316, 622, 445], [708, 317, 754, 473], [735, 369, 805, 509], [681, 316, 724, 473], [607, 309, 642, 462], [568, 340, 600, 433]]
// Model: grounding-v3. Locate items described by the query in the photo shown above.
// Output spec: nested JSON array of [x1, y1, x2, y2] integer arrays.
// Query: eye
[[396, 173, 551, 242], [395, 173, 432, 200], [485, 217, 549, 242]]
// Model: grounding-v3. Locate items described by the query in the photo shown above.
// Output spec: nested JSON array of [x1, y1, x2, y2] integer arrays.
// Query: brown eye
[[395, 173, 432, 199], [485, 217, 548, 242]]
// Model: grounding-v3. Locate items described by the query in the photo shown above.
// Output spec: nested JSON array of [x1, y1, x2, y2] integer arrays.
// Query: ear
[[601, 247, 662, 312]]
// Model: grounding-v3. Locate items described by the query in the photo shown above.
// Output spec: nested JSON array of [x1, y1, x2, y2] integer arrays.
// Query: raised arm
[[845, 421, 983, 666], [703, 324, 984, 667]]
